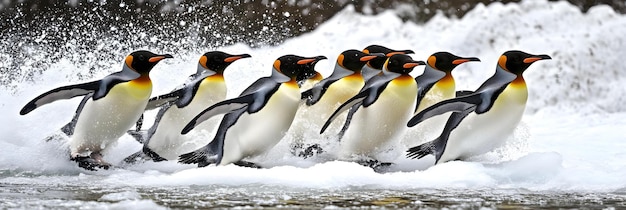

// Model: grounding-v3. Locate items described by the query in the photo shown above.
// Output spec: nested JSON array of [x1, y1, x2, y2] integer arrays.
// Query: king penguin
[[361, 45, 414, 81], [291, 50, 384, 157], [406, 50, 551, 164], [321, 54, 425, 168], [178, 54, 327, 167], [123, 51, 251, 163], [20, 50, 173, 170], [403, 52, 480, 147]]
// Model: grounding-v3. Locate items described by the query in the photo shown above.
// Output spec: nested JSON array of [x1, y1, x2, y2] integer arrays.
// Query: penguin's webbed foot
[[234, 161, 262, 169], [179, 148, 217, 167], [356, 159, 393, 173], [71, 156, 111, 171], [406, 141, 436, 160]]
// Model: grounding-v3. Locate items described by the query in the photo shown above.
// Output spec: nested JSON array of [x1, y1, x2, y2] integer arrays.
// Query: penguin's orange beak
[[452, 57, 480, 65], [523, 54, 551, 63], [224, 54, 252, 63], [149, 54, 174, 63]]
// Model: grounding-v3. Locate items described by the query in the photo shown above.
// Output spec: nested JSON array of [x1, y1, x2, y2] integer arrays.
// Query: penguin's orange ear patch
[[337, 54, 345, 68], [427, 55, 437, 67], [125, 55, 134, 69], [199, 55, 209, 69], [362, 49, 370, 54], [498, 55, 508, 71], [273, 60, 281, 72]]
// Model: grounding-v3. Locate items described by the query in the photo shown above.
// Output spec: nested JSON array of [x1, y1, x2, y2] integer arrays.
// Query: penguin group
[[20, 46, 550, 171]]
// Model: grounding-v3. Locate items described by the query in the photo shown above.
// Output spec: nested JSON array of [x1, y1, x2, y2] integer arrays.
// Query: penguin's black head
[[363, 45, 414, 70], [337, 49, 385, 72], [200, 51, 251, 74], [428, 52, 480, 73], [385, 54, 425, 74], [125, 50, 173, 74], [274, 55, 327, 79], [499, 50, 551, 75]]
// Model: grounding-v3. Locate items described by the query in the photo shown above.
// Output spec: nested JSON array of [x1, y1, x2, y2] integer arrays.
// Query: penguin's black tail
[[406, 141, 436, 160]]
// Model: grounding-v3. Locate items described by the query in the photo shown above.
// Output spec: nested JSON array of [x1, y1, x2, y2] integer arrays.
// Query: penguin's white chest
[[220, 83, 300, 165], [70, 80, 152, 155], [439, 84, 528, 163], [341, 76, 417, 160], [148, 78, 227, 160]]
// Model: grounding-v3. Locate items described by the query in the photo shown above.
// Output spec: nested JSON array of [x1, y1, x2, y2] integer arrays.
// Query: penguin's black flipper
[[146, 89, 182, 110], [407, 94, 481, 127], [336, 102, 361, 140], [179, 107, 246, 166], [300, 89, 314, 100], [181, 95, 253, 134], [20, 81, 99, 115], [455, 90, 474, 97], [320, 92, 367, 134], [123, 151, 146, 164], [302, 78, 336, 106]]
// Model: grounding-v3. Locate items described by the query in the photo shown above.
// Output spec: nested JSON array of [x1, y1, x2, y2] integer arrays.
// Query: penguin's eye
[[138, 55, 146, 61]]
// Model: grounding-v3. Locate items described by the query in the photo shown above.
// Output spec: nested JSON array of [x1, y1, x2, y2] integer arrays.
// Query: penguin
[[321, 54, 425, 168], [361, 45, 414, 81], [178, 54, 327, 167], [123, 51, 251, 163], [403, 52, 480, 147], [406, 50, 551, 164], [20, 50, 173, 170], [291, 50, 384, 158]]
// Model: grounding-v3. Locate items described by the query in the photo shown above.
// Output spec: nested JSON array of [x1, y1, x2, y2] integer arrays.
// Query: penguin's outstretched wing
[[146, 89, 182, 110], [20, 81, 99, 115], [179, 106, 247, 166], [320, 77, 391, 134], [20, 70, 140, 115], [407, 94, 482, 127], [301, 78, 339, 105], [181, 77, 280, 134], [180, 94, 253, 134]]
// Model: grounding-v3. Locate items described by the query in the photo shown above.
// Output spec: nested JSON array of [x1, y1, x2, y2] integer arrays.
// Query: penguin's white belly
[[219, 84, 300, 165], [341, 77, 417, 160], [148, 81, 226, 160], [70, 81, 151, 155], [439, 85, 527, 163]]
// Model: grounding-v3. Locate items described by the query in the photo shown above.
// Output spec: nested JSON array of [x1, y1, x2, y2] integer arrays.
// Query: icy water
[[3, 0, 626, 209]]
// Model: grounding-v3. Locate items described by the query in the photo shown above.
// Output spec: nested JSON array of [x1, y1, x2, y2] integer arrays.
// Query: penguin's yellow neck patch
[[344, 73, 363, 82], [437, 73, 455, 87], [203, 74, 224, 82], [284, 79, 298, 88], [130, 74, 152, 87], [392, 74, 415, 86], [510, 76, 526, 87]]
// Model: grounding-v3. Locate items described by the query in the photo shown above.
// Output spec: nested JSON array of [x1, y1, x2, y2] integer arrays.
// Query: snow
[[1, 0, 626, 207]]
